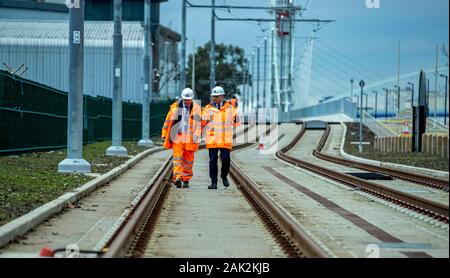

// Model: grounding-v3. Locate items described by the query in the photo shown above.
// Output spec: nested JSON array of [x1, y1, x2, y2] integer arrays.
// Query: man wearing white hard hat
[[201, 86, 241, 189], [162, 88, 202, 188]]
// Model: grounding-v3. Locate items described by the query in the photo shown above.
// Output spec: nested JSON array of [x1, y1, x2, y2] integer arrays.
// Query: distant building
[[0, 0, 181, 103]]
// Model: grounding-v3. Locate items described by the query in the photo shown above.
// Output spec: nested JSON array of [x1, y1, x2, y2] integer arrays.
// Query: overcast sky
[[160, 0, 449, 99]]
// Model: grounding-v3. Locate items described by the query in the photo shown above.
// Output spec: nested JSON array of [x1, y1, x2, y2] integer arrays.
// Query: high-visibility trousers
[[172, 143, 195, 182]]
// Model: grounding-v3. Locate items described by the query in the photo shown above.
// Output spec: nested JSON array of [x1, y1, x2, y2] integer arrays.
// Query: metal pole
[[359, 80, 365, 153], [58, 0, 91, 173], [257, 45, 260, 109], [441, 74, 448, 125], [138, 0, 154, 147], [192, 38, 196, 96], [251, 52, 255, 112], [263, 37, 268, 108], [365, 93, 368, 115], [180, 0, 186, 90], [408, 82, 414, 108], [384, 88, 388, 120], [373, 90, 378, 118], [280, 18, 285, 112], [107, 0, 127, 156], [350, 79, 354, 102], [164, 41, 169, 98], [397, 42, 401, 116], [210, 0, 216, 91], [434, 45, 438, 123], [445, 76, 448, 125], [427, 78, 430, 110], [288, 2, 293, 116], [271, 28, 275, 108], [242, 61, 247, 115]]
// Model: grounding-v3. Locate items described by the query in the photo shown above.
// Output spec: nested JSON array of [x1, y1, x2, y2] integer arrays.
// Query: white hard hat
[[181, 88, 194, 100], [211, 86, 225, 96]]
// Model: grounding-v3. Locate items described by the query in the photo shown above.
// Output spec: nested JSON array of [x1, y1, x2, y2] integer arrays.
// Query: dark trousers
[[208, 148, 231, 183]]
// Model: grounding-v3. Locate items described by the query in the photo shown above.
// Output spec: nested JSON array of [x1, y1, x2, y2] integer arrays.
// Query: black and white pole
[[359, 80, 365, 153], [107, 0, 127, 157], [138, 0, 154, 147], [58, 0, 91, 173]]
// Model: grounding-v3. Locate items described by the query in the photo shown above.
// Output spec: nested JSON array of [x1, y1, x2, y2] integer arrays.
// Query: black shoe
[[222, 177, 230, 188], [208, 183, 217, 190], [182, 181, 190, 188], [174, 179, 182, 188]]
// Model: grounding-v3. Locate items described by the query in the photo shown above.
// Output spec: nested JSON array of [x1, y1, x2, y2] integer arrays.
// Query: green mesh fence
[[0, 70, 172, 154]]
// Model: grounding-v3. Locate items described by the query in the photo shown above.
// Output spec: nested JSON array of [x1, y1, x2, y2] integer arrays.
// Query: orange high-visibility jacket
[[161, 99, 202, 151], [229, 98, 238, 108], [201, 101, 241, 150]]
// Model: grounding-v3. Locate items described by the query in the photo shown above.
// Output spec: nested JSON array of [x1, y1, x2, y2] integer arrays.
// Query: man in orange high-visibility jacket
[[202, 86, 241, 190], [161, 88, 202, 188]]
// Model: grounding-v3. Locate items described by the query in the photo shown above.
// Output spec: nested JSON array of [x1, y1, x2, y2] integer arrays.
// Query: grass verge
[[0, 139, 161, 226], [343, 122, 448, 172]]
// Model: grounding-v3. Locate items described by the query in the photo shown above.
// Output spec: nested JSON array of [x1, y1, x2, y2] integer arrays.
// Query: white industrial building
[[0, 19, 180, 104]]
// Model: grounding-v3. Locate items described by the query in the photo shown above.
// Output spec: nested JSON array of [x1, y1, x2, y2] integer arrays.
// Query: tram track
[[275, 122, 449, 224]]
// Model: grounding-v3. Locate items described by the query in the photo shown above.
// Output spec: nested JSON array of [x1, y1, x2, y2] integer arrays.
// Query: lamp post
[[440, 74, 448, 125]]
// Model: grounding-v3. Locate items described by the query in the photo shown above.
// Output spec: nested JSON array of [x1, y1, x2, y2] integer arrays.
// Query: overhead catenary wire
[[316, 40, 386, 80], [313, 43, 381, 83]]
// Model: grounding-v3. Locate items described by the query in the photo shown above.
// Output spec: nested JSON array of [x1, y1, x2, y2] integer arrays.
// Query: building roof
[[0, 20, 145, 48], [0, 20, 180, 48], [0, 0, 67, 12]]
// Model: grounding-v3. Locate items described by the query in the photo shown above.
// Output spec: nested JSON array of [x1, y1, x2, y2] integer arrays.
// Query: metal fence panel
[[0, 70, 171, 154]]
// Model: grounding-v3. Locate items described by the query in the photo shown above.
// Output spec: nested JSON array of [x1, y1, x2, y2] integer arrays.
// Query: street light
[[407, 82, 414, 108], [440, 74, 448, 125], [372, 90, 378, 118]]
